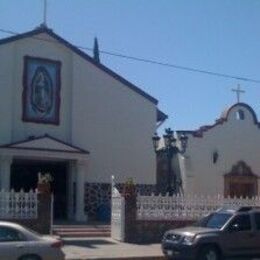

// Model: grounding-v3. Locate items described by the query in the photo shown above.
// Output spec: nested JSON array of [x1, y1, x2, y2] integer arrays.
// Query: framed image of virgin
[[22, 56, 61, 125]]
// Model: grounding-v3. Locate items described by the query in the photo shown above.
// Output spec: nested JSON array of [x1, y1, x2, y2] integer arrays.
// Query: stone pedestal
[[37, 183, 51, 193], [37, 193, 52, 234], [123, 183, 137, 243]]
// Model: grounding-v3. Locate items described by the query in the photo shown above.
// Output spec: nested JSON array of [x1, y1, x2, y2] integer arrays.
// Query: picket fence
[[0, 190, 38, 219], [136, 193, 260, 220]]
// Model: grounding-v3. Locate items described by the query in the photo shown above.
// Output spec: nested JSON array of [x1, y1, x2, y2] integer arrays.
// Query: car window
[[228, 214, 251, 232], [194, 212, 232, 229], [0, 227, 25, 242], [253, 213, 260, 230], [206, 213, 233, 229]]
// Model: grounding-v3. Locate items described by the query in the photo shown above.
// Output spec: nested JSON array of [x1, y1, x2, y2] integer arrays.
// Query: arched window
[[236, 109, 245, 120]]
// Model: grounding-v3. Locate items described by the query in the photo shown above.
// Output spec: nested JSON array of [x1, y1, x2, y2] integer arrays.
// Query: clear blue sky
[[1, 0, 260, 132]]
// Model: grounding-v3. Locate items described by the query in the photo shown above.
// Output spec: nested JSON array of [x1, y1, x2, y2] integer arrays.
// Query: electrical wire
[[1, 28, 260, 83]]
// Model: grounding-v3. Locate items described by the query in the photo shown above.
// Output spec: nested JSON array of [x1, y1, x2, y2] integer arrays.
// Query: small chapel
[[0, 26, 166, 221], [157, 88, 260, 198]]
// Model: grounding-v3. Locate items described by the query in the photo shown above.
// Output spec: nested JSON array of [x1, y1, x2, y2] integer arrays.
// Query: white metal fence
[[0, 190, 38, 219], [111, 176, 125, 241], [137, 193, 260, 220]]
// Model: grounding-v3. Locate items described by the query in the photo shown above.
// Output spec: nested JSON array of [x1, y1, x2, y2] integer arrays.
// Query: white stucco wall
[[71, 54, 156, 184], [0, 32, 157, 184], [178, 104, 260, 195], [0, 43, 14, 143]]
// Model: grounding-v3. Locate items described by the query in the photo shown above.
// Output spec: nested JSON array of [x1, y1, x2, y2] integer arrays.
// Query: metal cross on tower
[[232, 84, 245, 103]]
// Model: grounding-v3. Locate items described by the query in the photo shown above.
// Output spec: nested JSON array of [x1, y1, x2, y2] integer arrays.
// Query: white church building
[[175, 102, 260, 198], [0, 26, 166, 221]]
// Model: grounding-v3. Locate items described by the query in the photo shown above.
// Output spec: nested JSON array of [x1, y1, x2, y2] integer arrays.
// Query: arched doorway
[[224, 161, 258, 198]]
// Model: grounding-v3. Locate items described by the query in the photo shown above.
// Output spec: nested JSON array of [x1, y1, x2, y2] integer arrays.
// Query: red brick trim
[[177, 103, 260, 138]]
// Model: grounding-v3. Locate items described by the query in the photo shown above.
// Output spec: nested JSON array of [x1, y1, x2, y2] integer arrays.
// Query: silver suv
[[162, 206, 260, 260]]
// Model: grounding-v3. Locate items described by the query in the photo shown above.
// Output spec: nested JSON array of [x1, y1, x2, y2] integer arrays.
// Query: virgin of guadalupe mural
[[22, 56, 61, 125], [31, 66, 53, 115]]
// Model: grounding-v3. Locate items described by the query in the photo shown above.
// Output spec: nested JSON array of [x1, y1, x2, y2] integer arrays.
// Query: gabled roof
[[0, 134, 89, 154], [0, 26, 158, 105]]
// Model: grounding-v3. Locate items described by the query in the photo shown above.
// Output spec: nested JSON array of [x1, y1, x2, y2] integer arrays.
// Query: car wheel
[[19, 255, 41, 260], [198, 245, 220, 260]]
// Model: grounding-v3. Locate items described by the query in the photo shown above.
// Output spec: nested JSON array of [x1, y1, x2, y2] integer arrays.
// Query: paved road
[[62, 237, 260, 260], [63, 237, 165, 260]]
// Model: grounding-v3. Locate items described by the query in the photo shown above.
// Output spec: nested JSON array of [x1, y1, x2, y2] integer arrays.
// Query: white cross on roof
[[232, 84, 245, 103]]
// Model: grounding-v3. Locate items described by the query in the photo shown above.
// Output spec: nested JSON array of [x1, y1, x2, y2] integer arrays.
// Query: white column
[[67, 161, 76, 220], [75, 159, 87, 222], [0, 156, 12, 191]]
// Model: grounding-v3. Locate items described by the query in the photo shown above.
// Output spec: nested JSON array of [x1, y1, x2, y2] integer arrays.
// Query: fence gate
[[111, 176, 125, 241]]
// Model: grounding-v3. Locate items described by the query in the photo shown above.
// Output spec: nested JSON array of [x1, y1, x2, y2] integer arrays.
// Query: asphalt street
[[62, 237, 164, 260], [62, 237, 260, 260]]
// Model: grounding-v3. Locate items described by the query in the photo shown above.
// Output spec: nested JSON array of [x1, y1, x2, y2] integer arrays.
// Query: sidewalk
[[62, 237, 165, 260]]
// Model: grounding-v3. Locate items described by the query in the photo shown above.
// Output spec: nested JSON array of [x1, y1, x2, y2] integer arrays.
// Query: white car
[[0, 221, 65, 260]]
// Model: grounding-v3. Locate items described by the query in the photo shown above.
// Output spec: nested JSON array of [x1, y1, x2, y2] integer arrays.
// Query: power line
[[1, 28, 260, 84], [96, 49, 260, 83]]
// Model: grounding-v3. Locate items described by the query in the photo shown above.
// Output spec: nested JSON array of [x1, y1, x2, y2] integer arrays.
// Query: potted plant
[[37, 172, 53, 193]]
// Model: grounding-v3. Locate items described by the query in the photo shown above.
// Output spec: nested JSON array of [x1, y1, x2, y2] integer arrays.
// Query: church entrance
[[11, 160, 68, 220], [224, 161, 258, 198]]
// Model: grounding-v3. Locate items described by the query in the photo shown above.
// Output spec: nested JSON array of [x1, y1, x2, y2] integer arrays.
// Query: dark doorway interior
[[11, 160, 68, 220], [229, 182, 255, 198]]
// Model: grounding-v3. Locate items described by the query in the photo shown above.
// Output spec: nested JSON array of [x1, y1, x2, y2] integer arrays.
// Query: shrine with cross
[[157, 98, 260, 200]]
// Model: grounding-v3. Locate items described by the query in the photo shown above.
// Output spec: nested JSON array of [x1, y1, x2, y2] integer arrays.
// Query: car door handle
[[248, 233, 256, 238], [16, 245, 24, 249]]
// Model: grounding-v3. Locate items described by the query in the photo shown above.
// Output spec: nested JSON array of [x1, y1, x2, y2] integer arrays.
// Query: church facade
[[0, 26, 166, 221], [173, 103, 260, 197]]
